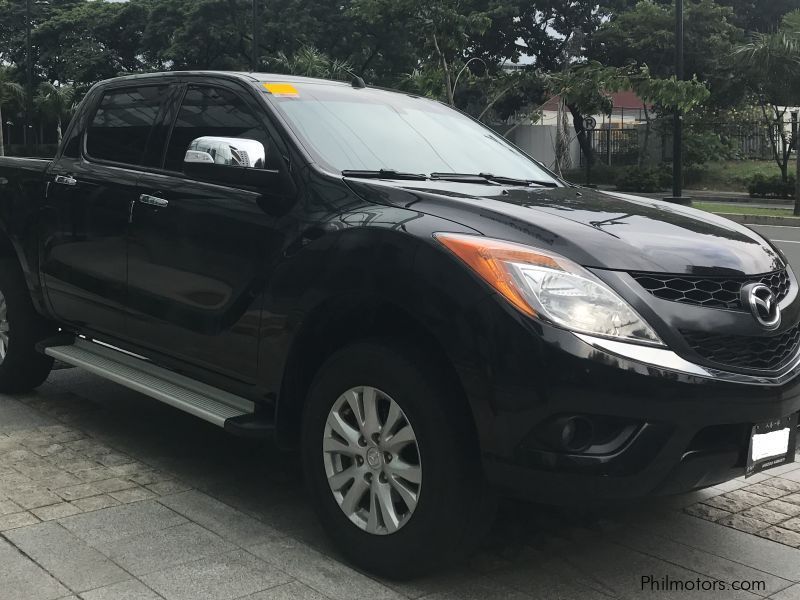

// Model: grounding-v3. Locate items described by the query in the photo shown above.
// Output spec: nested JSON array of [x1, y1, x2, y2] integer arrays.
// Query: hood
[[344, 178, 785, 276]]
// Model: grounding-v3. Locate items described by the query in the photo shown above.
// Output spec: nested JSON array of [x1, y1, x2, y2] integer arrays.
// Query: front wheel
[[302, 341, 494, 578]]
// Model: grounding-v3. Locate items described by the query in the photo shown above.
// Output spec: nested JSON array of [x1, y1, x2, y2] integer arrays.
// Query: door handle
[[138, 194, 168, 208], [54, 175, 77, 186]]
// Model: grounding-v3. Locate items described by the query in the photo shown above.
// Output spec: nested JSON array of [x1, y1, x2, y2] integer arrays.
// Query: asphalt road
[[750, 225, 800, 270]]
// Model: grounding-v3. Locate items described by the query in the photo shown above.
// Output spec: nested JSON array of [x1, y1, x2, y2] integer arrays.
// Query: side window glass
[[164, 86, 267, 171], [85, 86, 168, 166]]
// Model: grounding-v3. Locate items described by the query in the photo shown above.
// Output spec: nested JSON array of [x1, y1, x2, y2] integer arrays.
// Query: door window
[[164, 85, 268, 171], [85, 85, 169, 166]]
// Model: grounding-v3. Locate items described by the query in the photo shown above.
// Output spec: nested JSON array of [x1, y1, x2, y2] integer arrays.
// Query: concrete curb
[[712, 212, 800, 227]]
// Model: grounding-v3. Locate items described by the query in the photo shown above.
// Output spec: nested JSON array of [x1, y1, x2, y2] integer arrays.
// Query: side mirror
[[182, 136, 295, 196]]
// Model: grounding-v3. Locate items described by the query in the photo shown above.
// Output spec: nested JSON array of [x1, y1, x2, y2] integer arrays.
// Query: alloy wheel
[[322, 386, 422, 535]]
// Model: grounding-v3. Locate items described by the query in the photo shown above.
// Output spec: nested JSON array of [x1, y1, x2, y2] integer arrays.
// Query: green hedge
[[747, 174, 796, 199], [614, 166, 671, 193]]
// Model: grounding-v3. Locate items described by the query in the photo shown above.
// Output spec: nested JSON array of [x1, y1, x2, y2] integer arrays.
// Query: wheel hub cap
[[322, 386, 422, 536], [366, 446, 382, 469]]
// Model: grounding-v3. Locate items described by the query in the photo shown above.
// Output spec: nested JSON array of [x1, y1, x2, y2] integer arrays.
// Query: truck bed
[[0, 157, 52, 202], [0, 156, 52, 176]]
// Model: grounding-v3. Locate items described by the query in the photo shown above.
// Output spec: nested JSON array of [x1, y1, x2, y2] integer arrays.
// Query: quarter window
[[86, 86, 168, 165], [164, 86, 267, 171]]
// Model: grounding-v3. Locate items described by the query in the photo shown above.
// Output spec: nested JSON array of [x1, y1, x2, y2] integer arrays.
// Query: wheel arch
[[0, 227, 47, 314], [274, 293, 480, 455]]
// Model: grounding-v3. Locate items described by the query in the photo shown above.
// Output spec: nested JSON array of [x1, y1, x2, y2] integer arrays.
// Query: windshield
[[262, 82, 558, 184]]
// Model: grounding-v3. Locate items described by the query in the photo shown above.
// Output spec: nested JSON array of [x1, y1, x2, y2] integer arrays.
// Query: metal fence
[[579, 121, 784, 167], [580, 129, 640, 167]]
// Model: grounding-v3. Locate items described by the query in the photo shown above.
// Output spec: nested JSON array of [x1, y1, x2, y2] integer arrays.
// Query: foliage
[[593, 0, 744, 108], [268, 47, 352, 80], [140, 0, 255, 71], [0, 67, 25, 157], [34, 0, 150, 85], [563, 164, 623, 187], [349, 0, 490, 105], [783, 8, 800, 32], [614, 165, 671, 192], [718, 0, 800, 33], [545, 62, 709, 166], [748, 173, 797, 198], [734, 16, 800, 183], [565, 160, 787, 192], [33, 82, 75, 142], [1, 0, 799, 171], [472, 0, 610, 71], [547, 63, 710, 119], [683, 131, 738, 166]]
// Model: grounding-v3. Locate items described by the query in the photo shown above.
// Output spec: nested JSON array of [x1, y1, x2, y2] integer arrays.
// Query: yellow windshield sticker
[[263, 83, 299, 97]]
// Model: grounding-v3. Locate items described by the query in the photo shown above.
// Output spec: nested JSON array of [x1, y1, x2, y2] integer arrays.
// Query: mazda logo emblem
[[741, 283, 781, 330]]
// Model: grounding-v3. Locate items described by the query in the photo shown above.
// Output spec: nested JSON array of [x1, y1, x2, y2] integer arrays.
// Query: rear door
[[127, 81, 288, 381], [42, 83, 175, 337]]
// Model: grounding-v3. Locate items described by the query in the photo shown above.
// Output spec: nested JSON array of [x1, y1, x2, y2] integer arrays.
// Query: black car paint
[[0, 71, 798, 503]]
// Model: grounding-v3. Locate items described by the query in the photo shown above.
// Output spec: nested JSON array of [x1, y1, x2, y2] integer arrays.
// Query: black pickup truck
[[0, 71, 798, 577]]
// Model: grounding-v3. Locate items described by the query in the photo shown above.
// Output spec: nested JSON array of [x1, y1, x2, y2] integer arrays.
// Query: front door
[[127, 83, 286, 381], [42, 83, 173, 337]]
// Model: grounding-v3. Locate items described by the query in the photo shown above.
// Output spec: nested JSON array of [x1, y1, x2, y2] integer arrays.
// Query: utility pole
[[251, 0, 259, 72], [25, 0, 33, 152], [665, 0, 691, 205]]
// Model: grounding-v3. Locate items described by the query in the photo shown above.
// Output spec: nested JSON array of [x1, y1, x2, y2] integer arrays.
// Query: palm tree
[[34, 82, 76, 145], [269, 47, 352, 81], [0, 70, 24, 157], [734, 31, 800, 183]]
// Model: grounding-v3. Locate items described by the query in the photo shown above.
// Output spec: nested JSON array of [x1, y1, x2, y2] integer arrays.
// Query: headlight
[[434, 233, 663, 347]]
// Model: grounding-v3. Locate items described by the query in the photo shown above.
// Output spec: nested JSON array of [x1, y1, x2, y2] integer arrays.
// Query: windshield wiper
[[430, 172, 558, 188], [341, 169, 428, 181]]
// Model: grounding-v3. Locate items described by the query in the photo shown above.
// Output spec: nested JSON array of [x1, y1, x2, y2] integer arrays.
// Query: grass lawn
[[693, 202, 794, 217], [690, 160, 784, 192]]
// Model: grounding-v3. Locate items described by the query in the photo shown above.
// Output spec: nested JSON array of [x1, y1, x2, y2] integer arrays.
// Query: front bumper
[[469, 302, 800, 504]]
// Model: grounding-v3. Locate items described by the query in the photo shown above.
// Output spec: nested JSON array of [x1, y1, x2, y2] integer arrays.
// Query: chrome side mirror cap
[[184, 136, 266, 169]]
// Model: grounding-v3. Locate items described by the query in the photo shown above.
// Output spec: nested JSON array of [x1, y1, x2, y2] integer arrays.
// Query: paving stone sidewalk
[[2, 367, 800, 600]]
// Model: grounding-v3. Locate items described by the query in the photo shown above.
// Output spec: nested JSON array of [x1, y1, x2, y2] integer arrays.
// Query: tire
[[302, 340, 495, 579], [0, 259, 54, 392]]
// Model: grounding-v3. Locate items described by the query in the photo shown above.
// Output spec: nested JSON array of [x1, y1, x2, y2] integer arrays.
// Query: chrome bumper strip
[[574, 334, 800, 386]]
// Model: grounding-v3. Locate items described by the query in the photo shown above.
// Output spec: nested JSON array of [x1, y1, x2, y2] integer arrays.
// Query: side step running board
[[45, 339, 260, 430]]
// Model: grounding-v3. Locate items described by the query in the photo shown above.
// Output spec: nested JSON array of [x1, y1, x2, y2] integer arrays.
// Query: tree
[[140, 0, 254, 70], [0, 69, 25, 157], [717, 0, 800, 33], [0, 0, 85, 90], [34, 0, 151, 85], [268, 47, 352, 80], [546, 62, 710, 166], [473, 0, 608, 72], [734, 20, 800, 184], [33, 82, 74, 144], [348, 0, 490, 105], [593, 0, 744, 108]]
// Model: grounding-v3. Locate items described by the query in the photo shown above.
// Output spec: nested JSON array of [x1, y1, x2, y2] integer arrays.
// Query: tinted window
[[164, 86, 266, 171], [86, 86, 168, 165]]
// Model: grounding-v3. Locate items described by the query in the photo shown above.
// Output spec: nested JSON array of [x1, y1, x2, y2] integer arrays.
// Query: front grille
[[682, 324, 800, 371], [631, 270, 790, 310]]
